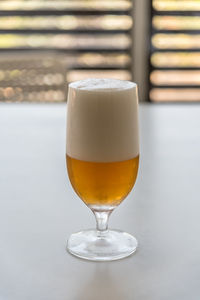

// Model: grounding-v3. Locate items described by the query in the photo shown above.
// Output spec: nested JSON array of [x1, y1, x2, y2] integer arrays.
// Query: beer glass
[[66, 78, 139, 261]]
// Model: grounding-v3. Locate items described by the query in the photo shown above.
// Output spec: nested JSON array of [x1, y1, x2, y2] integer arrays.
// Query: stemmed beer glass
[[66, 78, 139, 261]]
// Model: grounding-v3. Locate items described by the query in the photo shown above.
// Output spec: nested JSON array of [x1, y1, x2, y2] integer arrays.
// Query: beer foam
[[69, 78, 136, 91], [66, 78, 139, 162]]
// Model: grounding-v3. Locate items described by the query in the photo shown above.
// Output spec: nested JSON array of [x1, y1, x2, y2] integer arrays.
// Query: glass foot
[[67, 229, 138, 261]]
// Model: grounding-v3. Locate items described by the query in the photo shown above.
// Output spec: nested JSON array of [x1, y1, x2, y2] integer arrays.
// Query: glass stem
[[93, 210, 112, 234]]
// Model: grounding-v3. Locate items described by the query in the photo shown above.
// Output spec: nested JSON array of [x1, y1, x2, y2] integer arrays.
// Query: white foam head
[[66, 78, 139, 162]]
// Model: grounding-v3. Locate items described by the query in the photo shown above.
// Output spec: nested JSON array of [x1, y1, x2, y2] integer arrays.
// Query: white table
[[0, 103, 200, 300]]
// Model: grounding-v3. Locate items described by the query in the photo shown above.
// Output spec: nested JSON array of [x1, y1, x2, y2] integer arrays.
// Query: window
[[0, 0, 133, 102], [150, 0, 200, 102]]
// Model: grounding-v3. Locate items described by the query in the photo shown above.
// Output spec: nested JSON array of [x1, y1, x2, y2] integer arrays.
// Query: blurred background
[[0, 0, 200, 103]]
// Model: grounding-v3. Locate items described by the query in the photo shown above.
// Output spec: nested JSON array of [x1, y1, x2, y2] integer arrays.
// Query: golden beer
[[67, 155, 139, 207]]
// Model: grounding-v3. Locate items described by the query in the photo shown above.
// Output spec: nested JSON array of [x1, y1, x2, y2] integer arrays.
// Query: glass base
[[67, 229, 138, 261]]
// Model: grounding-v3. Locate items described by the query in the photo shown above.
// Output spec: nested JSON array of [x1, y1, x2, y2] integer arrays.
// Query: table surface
[[0, 103, 200, 300]]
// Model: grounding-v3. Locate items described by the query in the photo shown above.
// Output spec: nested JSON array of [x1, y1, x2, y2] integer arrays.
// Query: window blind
[[150, 0, 200, 102], [0, 0, 133, 102]]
